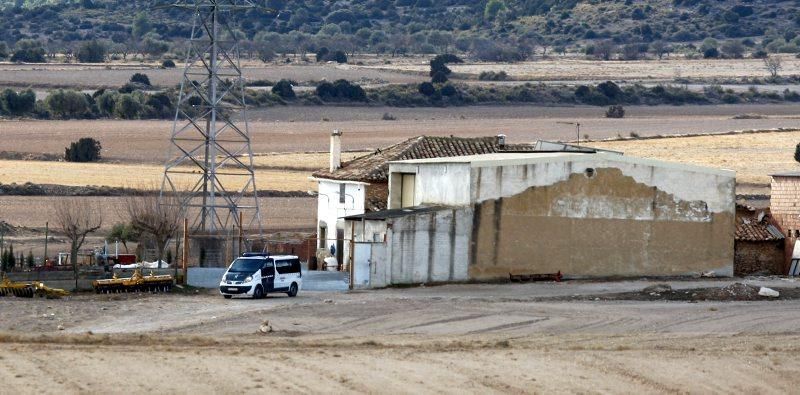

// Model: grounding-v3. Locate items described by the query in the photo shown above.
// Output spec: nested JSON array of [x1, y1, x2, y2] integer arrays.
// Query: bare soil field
[[367, 55, 800, 81], [2, 105, 798, 162], [593, 130, 800, 185], [1, 279, 799, 393], [0, 62, 423, 89], [0, 196, 316, 232]]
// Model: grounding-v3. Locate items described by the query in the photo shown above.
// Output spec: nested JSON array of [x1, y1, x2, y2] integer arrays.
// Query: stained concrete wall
[[363, 207, 472, 288], [386, 153, 735, 281], [470, 168, 734, 279]]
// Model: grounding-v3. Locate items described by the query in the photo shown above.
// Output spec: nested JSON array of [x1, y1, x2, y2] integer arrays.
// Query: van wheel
[[287, 283, 298, 297], [223, 295, 232, 299], [253, 285, 264, 299]]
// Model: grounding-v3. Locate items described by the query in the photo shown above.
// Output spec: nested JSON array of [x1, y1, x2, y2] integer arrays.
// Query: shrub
[[478, 71, 508, 81], [130, 73, 151, 86], [114, 94, 143, 119], [45, 90, 91, 118], [76, 40, 107, 63], [418, 82, 436, 96], [0, 89, 36, 116], [65, 137, 102, 162], [271, 79, 296, 99], [703, 47, 719, 58], [11, 40, 46, 63], [606, 105, 626, 118], [381, 112, 396, 121], [440, 84, 458, 97], [162, 59, 176, 68], [431, 71, 449, 83], [315, 80, 367, 101], [597, 81, 622, 99]]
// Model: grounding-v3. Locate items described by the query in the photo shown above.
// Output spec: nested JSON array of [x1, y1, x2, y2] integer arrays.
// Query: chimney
[[330, 129, 342, 172], [496, 134, 507, 149]]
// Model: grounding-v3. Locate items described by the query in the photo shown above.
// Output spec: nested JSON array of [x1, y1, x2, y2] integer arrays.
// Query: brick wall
[[734, 240, 785, 276], [771, 176, 800, 235], [770, 176, 800, 273]]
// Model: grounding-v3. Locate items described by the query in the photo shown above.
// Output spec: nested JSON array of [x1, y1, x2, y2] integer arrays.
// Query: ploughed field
[[1, 280, 799, 393], [2, 104, 798, 163]]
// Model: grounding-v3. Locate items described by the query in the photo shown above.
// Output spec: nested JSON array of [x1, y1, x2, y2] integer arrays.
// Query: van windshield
[[228, 258, 263, 273]]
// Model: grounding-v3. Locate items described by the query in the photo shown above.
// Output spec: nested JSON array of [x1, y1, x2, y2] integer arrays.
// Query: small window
[[291, 259, 301, 273], [373, 233, 382, 242], [339, 183, 346, 204]]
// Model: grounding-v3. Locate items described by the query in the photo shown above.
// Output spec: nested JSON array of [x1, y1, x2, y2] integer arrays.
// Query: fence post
[[182, 218, 189, 285]]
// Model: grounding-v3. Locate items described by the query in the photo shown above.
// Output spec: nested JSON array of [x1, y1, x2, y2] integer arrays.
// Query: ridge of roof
[[312, 135, 507, 183]]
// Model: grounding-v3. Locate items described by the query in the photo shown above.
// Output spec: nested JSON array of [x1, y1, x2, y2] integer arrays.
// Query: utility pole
[[557, 121, 582, 146], [44, 221, 49, 264]]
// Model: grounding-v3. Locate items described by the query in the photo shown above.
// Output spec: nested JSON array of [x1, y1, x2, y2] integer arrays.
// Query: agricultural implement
[[93, 269, 174, 293], [0, 273, 70, 298]]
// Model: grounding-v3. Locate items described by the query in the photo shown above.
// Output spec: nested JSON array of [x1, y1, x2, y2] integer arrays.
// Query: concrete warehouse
[[344, 150, 736, 287]]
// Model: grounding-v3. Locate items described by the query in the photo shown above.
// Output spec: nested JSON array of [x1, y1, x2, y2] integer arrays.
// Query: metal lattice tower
[[161, 0, 262, 235]]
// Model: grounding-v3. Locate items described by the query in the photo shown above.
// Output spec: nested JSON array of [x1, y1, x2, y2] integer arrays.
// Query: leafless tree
[[594, 40, 616, 61], [53, 198, 102, 289], [124, 192, 182, 269], [764, 55, 783, 79]]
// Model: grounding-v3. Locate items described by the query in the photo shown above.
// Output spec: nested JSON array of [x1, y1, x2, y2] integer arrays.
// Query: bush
[[703, 47, 719, 58], [271, 79, 296, 99], [418, 82, 436, 96], [431, 71, 449, 83], [478, 71, 508, 81], [130, 73, 151, 86], [114, 94, 143, 119], [0, 89, 36, 116], [440, 84, 458, 97], [381, 112, 396, 121], [597, 81, 622, 99], [11, 40, 46, 63], [315, 80, 367, 101], [606, 105, 625, 118], [162, 59, 176, 68], [77, 40, 107, 63], [65, 137, 102, 162], [45, 90, 91, 118]]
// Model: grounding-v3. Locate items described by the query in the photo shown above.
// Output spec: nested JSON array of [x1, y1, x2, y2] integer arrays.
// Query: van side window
[[263, 260, 274, 275], [290, 259, 301, 273], [275, 260, 292, 274]]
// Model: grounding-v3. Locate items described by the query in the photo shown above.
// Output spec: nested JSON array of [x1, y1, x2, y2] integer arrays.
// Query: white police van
[[219, 253, 302, 299]]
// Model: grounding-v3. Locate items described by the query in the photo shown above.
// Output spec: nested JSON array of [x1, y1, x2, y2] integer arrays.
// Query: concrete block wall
[[370, 207, 471, 287]]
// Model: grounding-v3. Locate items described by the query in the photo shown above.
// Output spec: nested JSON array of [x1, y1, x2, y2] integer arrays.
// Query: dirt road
[[2, 279, 799, 393]]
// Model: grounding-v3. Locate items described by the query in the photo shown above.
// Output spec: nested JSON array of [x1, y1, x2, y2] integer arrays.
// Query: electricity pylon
[[160, 0, 262, 235]]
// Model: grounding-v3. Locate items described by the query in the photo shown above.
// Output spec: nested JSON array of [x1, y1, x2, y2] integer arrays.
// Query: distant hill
[[1, 0, 798, 60]]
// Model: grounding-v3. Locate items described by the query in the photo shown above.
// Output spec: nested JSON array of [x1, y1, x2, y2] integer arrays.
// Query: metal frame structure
[[161, 0, 262, 236]]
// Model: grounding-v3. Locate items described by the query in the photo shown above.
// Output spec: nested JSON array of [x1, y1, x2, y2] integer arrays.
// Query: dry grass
[[0, 62, 421, 88], [249, 151, 364, 170], [365, 55, 800, 81], [0, 160, 315, 191], [592, 131, 800, 184]]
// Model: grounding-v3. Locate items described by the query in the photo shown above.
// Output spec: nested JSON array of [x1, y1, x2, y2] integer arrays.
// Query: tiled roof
[[313, 136, 532, 183], [735, 221, 784, 242]]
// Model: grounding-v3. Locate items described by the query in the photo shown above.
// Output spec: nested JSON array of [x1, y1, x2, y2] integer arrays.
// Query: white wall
[[389, 163, 471, 208], [316, 180, 366, 248]]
